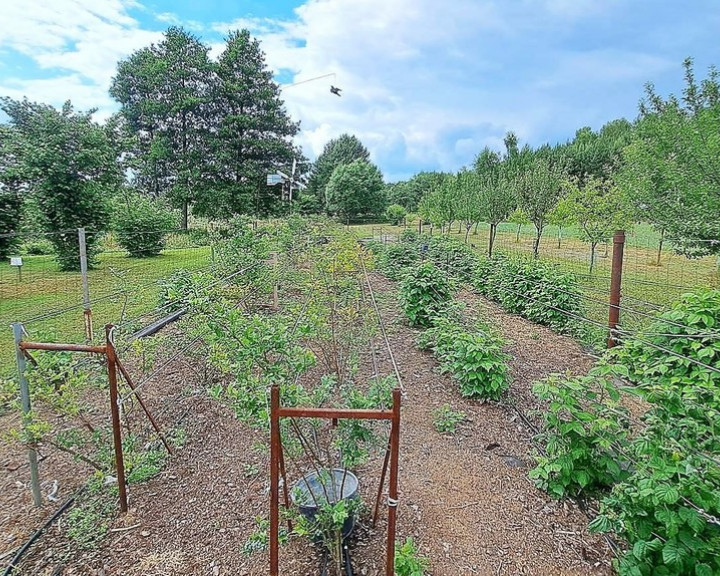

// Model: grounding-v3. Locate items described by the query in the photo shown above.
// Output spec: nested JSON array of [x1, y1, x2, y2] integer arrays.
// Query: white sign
[[10, 257, 22, 267], [266, 173, 284, 186]]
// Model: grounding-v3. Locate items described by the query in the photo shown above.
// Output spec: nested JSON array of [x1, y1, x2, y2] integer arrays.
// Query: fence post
[[105, 325, 128, 513], [78, 228, 93, 341], [272, 252, 279, 309], [269, 385, 280, 576], [12, 322, 43, 507], [385, 388, 402, 576], [607, 229, 625, 348]]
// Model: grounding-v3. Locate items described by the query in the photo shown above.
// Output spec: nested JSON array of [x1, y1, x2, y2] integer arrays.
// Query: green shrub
[[211, 217, 272, 286], [400, 229, 420, 243], [529, 366, 630, 498], [426, 235, 480, 282], [590, 382, 720, 576], [432, 404, 466, 434], [114, 194, 176, 257], [400, 262, 453, 327], [386, 204, 407, 226], [441, 330, 509, 400], [22, 239, 55, 256], [377, 242, 421, 280], [395, 537, 429, 576], [612, 289, 720, 389], [475, 255, 582, 331], [158, 270, 215, 312]]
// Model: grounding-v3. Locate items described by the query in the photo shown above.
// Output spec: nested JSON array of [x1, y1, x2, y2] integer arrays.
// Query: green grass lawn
[[0, 246, 211, 375], [352, 221, 720, 336]]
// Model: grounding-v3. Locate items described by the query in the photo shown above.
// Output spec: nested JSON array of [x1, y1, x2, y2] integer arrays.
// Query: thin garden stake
[[78, 227, 93, 341], [385, 388, 401, 576], [12, 322, 42, 507]]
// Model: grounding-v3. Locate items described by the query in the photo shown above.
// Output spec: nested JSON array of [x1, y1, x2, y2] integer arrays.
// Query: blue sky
[[1, 1, 719, 181]]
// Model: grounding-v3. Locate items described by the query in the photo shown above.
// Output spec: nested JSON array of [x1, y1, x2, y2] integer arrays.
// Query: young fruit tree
[[474, 148, 516, 257], [566, 175, 631, 274], [618, 58, 720, 258], [514, 156, 565, 259]]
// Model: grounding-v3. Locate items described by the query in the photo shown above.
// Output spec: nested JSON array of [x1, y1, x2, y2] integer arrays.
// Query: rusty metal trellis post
[[607, 230, 625, 348], [385, 387, 401, 576], [269, 385, 402, 576], [105, 324, 128, 513]]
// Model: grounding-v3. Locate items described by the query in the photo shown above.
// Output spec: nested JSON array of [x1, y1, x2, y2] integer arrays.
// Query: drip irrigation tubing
[[2, 495, 76, 576]]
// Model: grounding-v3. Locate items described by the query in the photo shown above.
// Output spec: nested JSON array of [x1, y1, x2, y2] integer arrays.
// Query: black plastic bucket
[[291, 468, 359, 538]]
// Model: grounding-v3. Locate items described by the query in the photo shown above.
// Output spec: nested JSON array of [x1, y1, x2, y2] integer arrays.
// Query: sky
[[1, 1, 719, 182]]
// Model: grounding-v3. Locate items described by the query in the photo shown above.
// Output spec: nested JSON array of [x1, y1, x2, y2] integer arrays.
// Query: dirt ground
[[2, 273, 613, 575]]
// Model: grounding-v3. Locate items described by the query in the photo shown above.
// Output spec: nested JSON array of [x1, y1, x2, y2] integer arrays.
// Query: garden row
[[368, 232, 720, 576]]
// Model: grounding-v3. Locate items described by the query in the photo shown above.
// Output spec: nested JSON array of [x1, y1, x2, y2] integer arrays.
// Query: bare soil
[[2, 273, 613, 575]]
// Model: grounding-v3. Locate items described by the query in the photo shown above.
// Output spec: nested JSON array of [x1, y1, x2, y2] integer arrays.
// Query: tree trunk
[[533, 227, 542, 259], [589, 242, 597, 274], [182, 201, 189, 230], [557, 226, 562, 249], [457, 221, 463, 234], [473, 221, 479, 235], [656, 228, 665, 266], [602, 242, 609, 258], [488, 223, 497, 258], [464, 223, 472, 244], [516, 223, 521, 243]]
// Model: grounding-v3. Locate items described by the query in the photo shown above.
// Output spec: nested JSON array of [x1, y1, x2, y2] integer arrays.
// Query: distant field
[[0, 246, 211, 374], [352, 221, 720, 336]]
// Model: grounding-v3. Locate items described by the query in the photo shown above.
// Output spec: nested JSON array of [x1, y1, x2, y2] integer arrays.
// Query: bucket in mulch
[[291, 468, 359, 538]]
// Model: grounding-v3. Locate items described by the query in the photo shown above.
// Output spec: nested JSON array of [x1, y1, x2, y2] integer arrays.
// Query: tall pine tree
[[197, 29, 299, 218], [111, 27, 213, 228]]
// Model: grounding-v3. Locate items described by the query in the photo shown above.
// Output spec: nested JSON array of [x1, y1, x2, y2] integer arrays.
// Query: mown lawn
[[0, 246, 211, 374]]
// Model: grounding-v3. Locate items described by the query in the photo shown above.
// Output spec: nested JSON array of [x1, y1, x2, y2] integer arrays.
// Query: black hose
[[2, 496, 76, 576], [343, 546, 355, 576]]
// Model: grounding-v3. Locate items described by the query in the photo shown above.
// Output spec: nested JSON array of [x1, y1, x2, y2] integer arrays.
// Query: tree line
[[1, 32, 718, 274], [0, 27, 302, 268], [383, 58, 720, 269]]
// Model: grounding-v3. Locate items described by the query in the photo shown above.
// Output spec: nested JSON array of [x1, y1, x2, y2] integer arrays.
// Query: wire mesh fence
[[358, 221, 720, 338], [0, 227, 213, 372]]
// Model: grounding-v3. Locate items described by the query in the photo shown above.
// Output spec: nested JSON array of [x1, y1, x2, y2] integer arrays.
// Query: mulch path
[[2, 273, 613, 575]]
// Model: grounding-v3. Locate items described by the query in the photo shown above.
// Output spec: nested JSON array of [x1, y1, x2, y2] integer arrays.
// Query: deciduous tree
[[0, 98, 120, 270], [307, 135, 370, 212], [325, 159, 385, 222], [514, 156, 565, 259], [619, 58, 720, 257]]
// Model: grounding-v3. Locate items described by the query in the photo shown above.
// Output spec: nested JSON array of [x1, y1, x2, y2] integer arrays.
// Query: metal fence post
[[105, 324, 128, 513], [12, 322, 42, 507], [78, 227, 93, 341], [272, 252, 279, 309], [608, 229, 625, 348]]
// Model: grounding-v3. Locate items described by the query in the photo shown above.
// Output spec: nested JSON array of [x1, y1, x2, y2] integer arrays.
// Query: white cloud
[[0, 0, 705, 181], [210, 0, 645, 179], [0, 0, 161, 118]]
